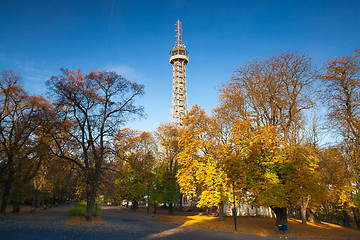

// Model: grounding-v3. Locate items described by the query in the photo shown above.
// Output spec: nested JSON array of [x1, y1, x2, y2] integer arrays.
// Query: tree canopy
[[45, 69, 144, 220]]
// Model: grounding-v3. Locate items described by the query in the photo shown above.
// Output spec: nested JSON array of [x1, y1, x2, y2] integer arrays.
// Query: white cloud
[[103, 64, 144, 81], [15, 65, 54, 95], [23, 67, 53, 84], [24, 67, 53, 81]]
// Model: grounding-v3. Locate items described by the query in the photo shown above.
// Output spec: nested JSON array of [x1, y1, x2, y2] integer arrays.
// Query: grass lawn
[[69, 203, 102, 217], [155, 215, 360, 239], [66, 203, 104, 225]]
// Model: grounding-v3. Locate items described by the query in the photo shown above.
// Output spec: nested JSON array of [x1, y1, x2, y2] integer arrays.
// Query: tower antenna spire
[[169, 20, 189, 127], [175, 19, 183, 48]]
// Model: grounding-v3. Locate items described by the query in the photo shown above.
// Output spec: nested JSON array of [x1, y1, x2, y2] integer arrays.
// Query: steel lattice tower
[[169, 20, 189, 127]]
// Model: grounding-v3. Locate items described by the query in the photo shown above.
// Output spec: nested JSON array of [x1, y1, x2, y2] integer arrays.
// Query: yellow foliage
[[177, 105, 230, 208]]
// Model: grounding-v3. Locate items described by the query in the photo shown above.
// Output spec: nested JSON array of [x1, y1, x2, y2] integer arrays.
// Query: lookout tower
[[169, 20, 189, 127]]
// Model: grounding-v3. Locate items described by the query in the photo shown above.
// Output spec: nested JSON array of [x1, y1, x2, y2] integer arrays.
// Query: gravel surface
[[0, 204, 313, 240]]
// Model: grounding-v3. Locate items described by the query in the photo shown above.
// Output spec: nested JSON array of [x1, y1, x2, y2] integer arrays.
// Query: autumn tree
[[220, 51, 316, 143], [0, 70, 51, 214], [113, 128, 156, 211], [153, 123, 182, 214], [229, 121, 288, 224], [33, 156, 80, 208], [177, 105, 229, 218], [284, 146, 324, 224], [98, 161, 119, 204], [225, 119, 322, 225], [218, 51, 318, 225], [319, 49, 360, 229], [46, 69, 144, 221], [318, 146, 355, 227]]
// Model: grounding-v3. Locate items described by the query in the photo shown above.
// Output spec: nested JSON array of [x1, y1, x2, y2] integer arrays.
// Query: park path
[[0, 204, 305, 240]]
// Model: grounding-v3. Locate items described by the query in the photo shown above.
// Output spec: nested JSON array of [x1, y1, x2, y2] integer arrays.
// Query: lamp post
[[147, 185, 150, 215], [233, 181, 237, 231]]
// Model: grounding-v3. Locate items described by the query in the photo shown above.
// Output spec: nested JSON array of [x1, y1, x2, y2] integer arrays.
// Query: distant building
[[224, 203, 274, 217]]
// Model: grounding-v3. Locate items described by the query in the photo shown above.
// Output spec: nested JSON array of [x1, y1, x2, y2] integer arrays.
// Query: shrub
[[69, 203, 102, 216]]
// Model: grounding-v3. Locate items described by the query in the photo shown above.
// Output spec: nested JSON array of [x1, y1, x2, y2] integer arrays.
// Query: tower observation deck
[[169, 20, 189, 127]]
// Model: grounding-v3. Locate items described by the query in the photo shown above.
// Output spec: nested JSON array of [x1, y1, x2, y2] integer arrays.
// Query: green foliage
[[113, 129, 156, 209], [69, 203, 102, 216], [114, 167, 148, 203], [152, 162, 179, 205], [152, 123, 182, 207]]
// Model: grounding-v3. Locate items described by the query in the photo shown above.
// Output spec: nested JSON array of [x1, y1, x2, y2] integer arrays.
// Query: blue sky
[[1, 0, 359, 133]]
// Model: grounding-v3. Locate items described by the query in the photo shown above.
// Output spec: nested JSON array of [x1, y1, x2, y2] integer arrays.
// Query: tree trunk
[[132, 200, 138, 211], [37, 191, 42, 209], [301, 196, 310, 224], [351, 207, 360, 230], [12, 201, 20, 213], [32, 189, 40, 210], [168, 203, 173, 215], [301, 203, 308, 224], [309, 210, 315, 223], [271, 207, 288, 226], [86, 180, 97, 222], [85, 167, 100, 222], [301, 205, 306, 224], [179, 193, 183, 212], [0, 173, 13, 214], [218, 202, 224, 221], [86, 196, 95, 222], [342, 210, 351, 228]]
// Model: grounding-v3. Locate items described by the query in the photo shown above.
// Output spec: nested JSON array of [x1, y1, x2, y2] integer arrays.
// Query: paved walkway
[[0, 204, 312, 240]]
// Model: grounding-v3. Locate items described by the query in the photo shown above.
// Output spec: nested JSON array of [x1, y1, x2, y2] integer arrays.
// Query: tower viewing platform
[[169, 47, 189, 64]]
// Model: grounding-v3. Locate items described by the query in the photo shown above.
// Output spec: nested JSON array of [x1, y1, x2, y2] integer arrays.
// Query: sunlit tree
[[320, 49, 360, 229], [177, 105, 230, 218], [218, 51, 318, 225]]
